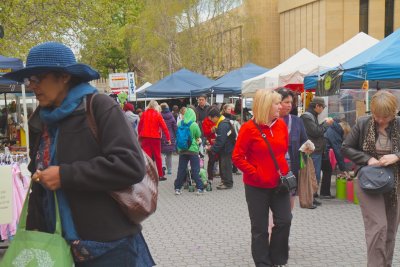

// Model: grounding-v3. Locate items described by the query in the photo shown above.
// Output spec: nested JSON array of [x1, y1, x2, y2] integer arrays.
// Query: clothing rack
[[0, 161, 30, 248]]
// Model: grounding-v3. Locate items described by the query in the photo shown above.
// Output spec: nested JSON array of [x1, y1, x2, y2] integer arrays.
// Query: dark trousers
[[174, 154, 204, 190], [245, 184, 292, 266], [219, 153, 233, 187], [207, 150, 217, 180], [320, 151, 333, 196], [232, 164, 238, 173]]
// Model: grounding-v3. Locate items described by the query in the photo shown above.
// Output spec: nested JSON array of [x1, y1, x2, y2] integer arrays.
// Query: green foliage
[[0, 0, 245, 82]]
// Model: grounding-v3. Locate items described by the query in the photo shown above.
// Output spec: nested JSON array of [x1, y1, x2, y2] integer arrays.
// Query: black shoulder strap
[[252, 120, 281, 175]]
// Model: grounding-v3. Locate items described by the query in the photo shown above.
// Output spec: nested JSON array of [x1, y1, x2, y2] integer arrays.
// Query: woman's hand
[[367, 157, 380, 166], [378, 154, 400, 166], [33, 166, 61, 190], [303, 147, 314, 155]]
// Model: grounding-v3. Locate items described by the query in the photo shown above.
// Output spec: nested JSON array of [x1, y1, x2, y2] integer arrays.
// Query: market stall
[[303, 28, 400, 125], [0, 55, 30, 247], [0, 56, 30, 153], [136, 68, 213, 100], [241, 48, 319, 97], [280, 32, 378, 89]]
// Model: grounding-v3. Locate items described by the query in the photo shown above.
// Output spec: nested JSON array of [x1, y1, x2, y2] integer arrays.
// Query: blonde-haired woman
[[232, 89, 292, 266], [138, 100, 171, 181], [342, 90, 400, 267]]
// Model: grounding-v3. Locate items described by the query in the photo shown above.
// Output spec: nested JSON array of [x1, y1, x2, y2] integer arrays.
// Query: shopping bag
[[0, 184, 74, 267], [298, 154, 317, 208]]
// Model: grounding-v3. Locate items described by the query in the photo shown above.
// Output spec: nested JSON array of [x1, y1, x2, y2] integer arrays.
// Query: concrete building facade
[[278, 0, 400, 61]]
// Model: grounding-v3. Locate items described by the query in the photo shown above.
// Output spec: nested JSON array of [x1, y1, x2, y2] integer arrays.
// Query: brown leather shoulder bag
[[86, 94, 159, 225]]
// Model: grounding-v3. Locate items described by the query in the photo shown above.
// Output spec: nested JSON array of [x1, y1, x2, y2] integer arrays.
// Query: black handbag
[[252, 120, 297, 192], [357, 165, 395, 194]]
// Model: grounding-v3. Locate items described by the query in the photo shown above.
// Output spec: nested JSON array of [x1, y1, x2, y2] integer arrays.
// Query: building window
[[385, 0, 394, 36], [359, 0, 369, 33]]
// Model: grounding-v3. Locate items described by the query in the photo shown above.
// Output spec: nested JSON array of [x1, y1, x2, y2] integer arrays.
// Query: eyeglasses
[[23, 73, 48, 87]]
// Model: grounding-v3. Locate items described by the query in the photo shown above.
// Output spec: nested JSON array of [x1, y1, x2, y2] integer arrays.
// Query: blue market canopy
[[193, 63, 269, 95], [305, 28, 400, 90], [0, 55, 23, 84], [137, 68, 213, 98]]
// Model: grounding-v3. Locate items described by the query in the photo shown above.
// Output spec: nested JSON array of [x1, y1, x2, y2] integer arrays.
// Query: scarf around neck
[[37, 83, 97, 240], [362, 117, 399, 206]]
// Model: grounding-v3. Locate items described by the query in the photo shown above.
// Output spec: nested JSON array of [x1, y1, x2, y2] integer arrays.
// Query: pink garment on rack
[[329, 149, 351, 170], [0, 164, 29, 240]]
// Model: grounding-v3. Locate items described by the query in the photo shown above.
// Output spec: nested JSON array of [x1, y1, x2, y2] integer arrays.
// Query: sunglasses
[[23, 73, 49, 87]]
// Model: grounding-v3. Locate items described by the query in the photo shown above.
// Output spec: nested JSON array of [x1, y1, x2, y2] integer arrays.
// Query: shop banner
[[316, 69, 343, 96], [216, 94, 224, 103], [127, 72, 136, 101], [109, 73, 129, 94], [0, 165, 12, 224]]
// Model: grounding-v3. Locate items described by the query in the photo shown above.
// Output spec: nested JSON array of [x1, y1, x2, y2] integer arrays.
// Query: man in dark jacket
[[301, 97, 333, 200], [207, 107, 235, 189], [195, 94, 210, 143]]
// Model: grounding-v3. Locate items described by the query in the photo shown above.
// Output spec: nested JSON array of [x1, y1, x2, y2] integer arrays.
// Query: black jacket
[[301, 109, 330, 153], [211, 118, 235, 155], [195, 104, 209, 123], [341, 115, 400, 167], [27, 94, 145, 242]]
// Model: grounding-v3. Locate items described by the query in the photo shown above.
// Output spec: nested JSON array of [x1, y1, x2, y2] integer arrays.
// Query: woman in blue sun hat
[[4, 42, 155, 266]]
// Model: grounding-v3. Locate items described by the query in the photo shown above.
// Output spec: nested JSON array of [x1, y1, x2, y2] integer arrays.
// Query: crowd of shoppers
[[3, 41, 399, 267]]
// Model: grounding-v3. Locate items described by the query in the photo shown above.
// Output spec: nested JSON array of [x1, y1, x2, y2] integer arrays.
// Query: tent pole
[[241, 96, 244, 123], [4, 93, 8, 140], [21, 85, 29, 155]]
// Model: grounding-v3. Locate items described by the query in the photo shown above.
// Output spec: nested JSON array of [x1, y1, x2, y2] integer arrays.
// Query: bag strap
[[86, 93, 99, 142], [19, 183, 62, 235], [252, 120, 282, 175]]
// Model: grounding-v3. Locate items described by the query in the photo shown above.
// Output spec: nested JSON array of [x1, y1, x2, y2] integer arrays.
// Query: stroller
[[183, 151, 212, 192]]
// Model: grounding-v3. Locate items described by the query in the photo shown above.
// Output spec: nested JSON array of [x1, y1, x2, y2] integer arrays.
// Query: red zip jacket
[[202, 117, 216, 145], [232, 118, 289, 188], [138, 108, 170, 140]]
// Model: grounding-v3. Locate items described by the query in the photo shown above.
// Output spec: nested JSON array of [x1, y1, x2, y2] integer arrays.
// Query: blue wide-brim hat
[[3, 42, 100, 83]]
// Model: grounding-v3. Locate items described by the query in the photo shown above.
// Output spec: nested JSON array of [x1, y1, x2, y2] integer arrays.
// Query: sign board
[[109, 73, 128, 94], [127, 72, 136, 101], [0, 68, 11, 74], [0, 165, 13, 224], [216, 94, 224, 103]]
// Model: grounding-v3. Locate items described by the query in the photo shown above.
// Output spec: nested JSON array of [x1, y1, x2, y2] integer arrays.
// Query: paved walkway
[[142, 155, 400, 267], [1, 154, 400, 266]]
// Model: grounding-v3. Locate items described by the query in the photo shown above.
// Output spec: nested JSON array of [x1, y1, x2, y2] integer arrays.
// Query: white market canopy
[[136, 82, 152, 94], [278, 32, 379, 86], [242, 48, 319, 97]]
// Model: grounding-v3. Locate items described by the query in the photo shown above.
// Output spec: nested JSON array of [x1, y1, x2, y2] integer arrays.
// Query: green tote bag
[[0, 187, 74, 267]]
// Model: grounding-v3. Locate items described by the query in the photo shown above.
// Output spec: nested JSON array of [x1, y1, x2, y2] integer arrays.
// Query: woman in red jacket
[[138, 100, 171, 181], [232, 89, 292, 267]]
